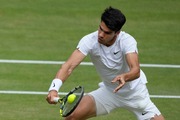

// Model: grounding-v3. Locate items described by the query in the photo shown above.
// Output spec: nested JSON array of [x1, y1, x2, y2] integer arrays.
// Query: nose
[[99, 31, 105, 38]]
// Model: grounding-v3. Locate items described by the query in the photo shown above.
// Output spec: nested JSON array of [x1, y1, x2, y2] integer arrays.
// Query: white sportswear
[[77, 31, 162, 119], [77, 31, 147, 98]]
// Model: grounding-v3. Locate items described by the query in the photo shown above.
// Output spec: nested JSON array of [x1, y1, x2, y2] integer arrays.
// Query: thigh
[[121, 84, 162, 120], [65, 95, 96, 120], [127, 96, 162, 120], [132, 101, 161, 120], [88, 87, 123, 116]]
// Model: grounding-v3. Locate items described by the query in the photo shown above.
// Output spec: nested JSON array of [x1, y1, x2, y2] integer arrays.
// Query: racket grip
[[53, 97, 60, 103]]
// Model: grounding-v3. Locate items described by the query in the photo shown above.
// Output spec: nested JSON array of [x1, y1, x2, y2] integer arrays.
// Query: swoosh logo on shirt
[[142, 111, 148, 115], [113, 51, 120, 55]]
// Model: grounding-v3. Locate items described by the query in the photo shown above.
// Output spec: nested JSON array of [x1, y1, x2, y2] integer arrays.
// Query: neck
[[105, 35, 117, 47]]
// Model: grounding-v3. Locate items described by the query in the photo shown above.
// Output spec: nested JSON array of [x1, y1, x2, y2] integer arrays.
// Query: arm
[[55, 49, 86, 82], [46, 49, 86, 104], [111, 52, 140, 93]]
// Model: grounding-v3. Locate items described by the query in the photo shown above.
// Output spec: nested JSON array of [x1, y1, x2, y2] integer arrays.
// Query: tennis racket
[[53, 86, 84, 117]]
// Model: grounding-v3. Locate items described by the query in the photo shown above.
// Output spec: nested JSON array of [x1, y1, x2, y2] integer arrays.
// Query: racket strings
[[59, 86, 84, 117]]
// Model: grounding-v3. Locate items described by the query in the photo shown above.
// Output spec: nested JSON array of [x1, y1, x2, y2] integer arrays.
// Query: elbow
[[136, 68, 140, 78]]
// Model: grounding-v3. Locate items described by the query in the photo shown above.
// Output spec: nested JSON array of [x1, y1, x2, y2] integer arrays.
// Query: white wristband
[[48, 78, 63, 92]]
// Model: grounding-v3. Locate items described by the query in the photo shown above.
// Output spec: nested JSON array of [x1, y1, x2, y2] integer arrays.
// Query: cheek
[[106, 35, 115, 41]]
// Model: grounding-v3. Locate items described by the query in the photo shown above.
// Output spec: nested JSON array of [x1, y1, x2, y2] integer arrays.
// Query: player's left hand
[[111, 75, 126, 93]]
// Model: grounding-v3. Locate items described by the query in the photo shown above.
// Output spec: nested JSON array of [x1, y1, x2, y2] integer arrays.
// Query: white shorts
[[88, 83, 161, 120]]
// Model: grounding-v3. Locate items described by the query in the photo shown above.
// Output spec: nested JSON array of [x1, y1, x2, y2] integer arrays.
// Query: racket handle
[[53, 97, 60, 103]]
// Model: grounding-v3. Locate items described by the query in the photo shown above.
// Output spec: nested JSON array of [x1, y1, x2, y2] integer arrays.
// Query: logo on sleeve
[[53, 83, 55, 87]]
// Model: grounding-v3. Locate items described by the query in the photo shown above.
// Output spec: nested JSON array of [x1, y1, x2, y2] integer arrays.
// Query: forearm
[[55, 49, 85, 82], [48, 49, 85, 92], [123, 67, 140, 82], [111, 53, 140, 93], [48, 62, 77, 92], [124, 52, 140, 82], [55, 62, 77, 82]]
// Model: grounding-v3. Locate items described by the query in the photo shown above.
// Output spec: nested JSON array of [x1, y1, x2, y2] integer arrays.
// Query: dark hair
[[101, 6, 126, 32]]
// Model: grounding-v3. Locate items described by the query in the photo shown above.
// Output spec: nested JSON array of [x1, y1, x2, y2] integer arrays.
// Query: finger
[[46, 94, 56, 104], [111, 77, 118, 83], [113, 84, 124, 93], [118, 78, 125, 85], [46, 95, 52, 104], [111, 77, 124, 84], [112, 78, 125, 93]]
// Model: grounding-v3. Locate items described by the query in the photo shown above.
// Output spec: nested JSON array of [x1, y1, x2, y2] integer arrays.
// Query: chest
[[90, 43, 125, 69]]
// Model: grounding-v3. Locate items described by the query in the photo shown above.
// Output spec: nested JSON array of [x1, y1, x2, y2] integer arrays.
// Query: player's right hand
[[46, 90, 59, 104]]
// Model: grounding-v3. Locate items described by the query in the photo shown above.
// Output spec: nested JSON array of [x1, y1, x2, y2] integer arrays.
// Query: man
[[46, 7, 164, 120]]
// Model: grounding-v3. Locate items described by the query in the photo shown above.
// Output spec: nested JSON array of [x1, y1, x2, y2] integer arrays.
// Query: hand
[[46, 90, 59, 104], [111, 75, 126, 93]]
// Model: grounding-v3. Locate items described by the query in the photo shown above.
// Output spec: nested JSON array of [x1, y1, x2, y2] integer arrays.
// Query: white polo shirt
[[77, 31, 147, 97]]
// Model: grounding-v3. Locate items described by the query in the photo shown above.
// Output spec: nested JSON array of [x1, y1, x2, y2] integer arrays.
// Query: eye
[[99, 25, 103, 31], [104, 31, 112, 34], [99, 25, 112, 35]]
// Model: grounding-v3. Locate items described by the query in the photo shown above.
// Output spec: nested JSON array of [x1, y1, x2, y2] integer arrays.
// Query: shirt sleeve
[[123, 36, 138, 54], [76, 36, 91, 56]]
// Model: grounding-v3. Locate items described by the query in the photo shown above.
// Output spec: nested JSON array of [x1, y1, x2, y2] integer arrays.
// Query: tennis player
[[46, 6, 165, 120]]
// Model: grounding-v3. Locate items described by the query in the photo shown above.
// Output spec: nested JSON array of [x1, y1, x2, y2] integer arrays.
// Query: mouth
[[98, 38, 103, 43]]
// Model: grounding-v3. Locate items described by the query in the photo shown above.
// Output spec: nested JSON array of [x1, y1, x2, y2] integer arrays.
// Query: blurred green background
[[0, 0, 179, 120]]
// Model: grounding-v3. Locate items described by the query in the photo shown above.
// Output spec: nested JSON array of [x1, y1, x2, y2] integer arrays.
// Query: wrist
[[48, 78, 63, 92]]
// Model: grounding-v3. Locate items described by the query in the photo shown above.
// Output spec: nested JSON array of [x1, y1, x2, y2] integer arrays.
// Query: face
[[98, 21, 120, 46]]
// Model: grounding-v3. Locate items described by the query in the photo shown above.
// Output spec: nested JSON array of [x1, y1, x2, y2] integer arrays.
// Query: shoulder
[[117, 31, 138, 54], [117, 31, 137, 47], [77, 31, 98, 55], [79, 31, 98, 46], [118, 31, 136, 43], [81, 31, 98, 41]]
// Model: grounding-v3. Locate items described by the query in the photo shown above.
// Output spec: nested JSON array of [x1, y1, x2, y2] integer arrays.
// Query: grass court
[[0, 0, 179, 119]]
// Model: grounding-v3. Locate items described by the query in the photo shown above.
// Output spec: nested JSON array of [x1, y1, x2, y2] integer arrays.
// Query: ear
[[115, 31, 120, 35]]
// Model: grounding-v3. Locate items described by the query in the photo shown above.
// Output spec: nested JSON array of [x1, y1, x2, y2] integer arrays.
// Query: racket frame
[[58, 86, 84, 117]]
